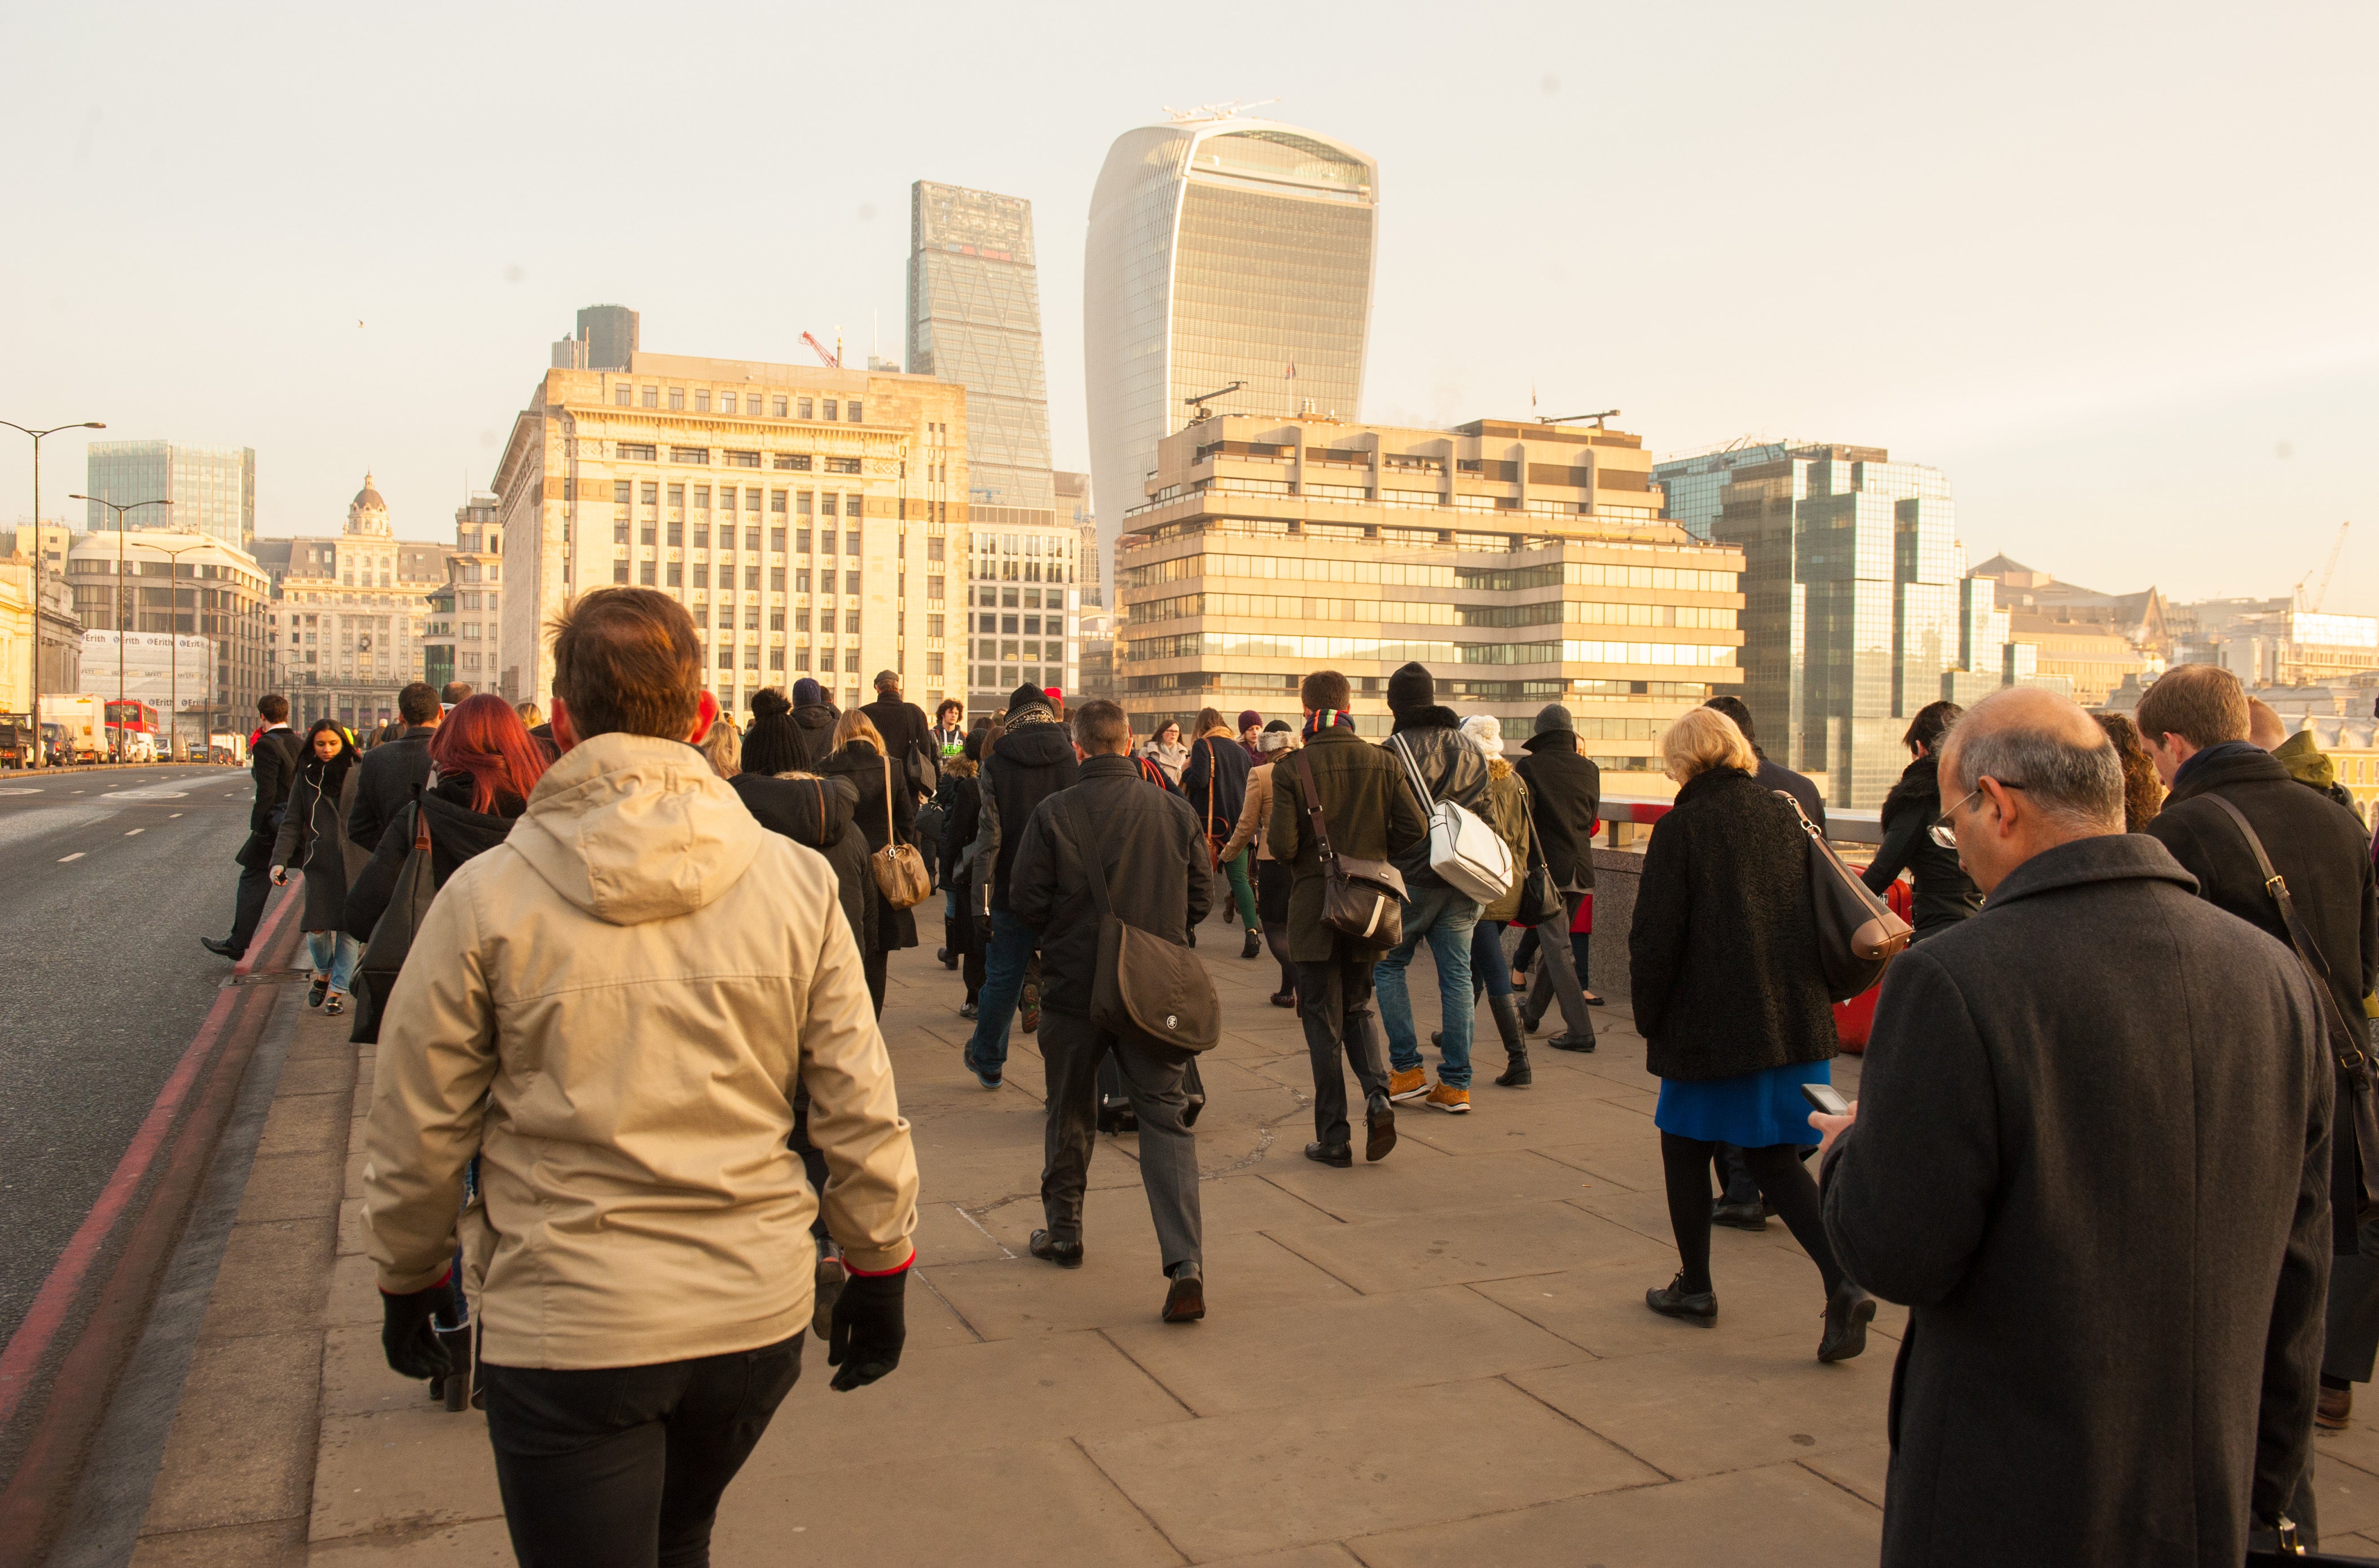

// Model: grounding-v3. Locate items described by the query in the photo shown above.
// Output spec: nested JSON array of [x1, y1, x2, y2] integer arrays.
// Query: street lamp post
[[70, 494, 172, 763], [2, 420, 105, 768], [144, 536, 208, 760]]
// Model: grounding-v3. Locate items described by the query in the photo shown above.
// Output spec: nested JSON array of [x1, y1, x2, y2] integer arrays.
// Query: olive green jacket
[[1267, 725, 1430, 962], [1479, 759, 1535, 924]]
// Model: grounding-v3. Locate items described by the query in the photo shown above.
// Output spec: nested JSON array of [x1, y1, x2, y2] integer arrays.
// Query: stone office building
[[258, 477, 451, 732], [1115, 413, 1744, 796], [489, 331, 970, 716]]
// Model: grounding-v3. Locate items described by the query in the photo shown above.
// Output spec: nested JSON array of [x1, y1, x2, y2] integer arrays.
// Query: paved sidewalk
[[129, 924, 2379, 1565]]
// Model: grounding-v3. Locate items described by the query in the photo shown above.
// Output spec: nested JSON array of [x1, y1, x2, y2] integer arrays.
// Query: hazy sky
[[5, 2, 2373, 610]]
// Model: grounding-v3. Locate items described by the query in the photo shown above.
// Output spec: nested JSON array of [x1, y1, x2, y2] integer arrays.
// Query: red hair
[[429, 693, 549, 813]]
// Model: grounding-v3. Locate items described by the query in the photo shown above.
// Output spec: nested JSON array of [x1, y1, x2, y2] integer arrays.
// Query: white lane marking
[[0, 788, 41, 795], [58, 852, 83, 862], [169, 812, 183, 818], [103, 790, 188, 801], [125, 828, 144, 836]]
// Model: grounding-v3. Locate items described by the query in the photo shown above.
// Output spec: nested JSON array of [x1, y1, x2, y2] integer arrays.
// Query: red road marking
[[0, 886, 296, 1429]]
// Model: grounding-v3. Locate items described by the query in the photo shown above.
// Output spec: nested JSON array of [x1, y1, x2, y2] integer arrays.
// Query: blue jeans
[[1376, 883, 1482, 1088], [307, 928, 360, 994], [965, 908, 1036, 1076], [1471, 919, 1511, 999]]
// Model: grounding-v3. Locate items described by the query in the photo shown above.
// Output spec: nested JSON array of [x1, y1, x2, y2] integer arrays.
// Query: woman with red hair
[[344, 694, 549, 952]]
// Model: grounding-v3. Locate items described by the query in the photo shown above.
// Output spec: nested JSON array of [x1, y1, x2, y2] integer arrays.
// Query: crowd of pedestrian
[[192, 611, 2379, 1565]]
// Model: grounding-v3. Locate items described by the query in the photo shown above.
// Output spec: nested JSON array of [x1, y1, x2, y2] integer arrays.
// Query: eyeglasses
[[1929, 779, 2026, 848]]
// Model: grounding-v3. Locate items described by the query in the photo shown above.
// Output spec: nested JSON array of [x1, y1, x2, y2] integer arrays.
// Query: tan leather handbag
[[871, 752, 931, 910]]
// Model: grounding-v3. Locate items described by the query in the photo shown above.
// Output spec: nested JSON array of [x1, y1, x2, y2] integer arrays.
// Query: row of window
[[1123, 552, 1737, 596], [970, 613, 1066, 637], [701, 647, 946, 677], [1124, 632, 1741, 668], [612, 483, 872, 512], [613, 562, 933, 598], [612, 522, 895, 556], [1126, 592, 1738, 631], [615, 386, 864, 424]]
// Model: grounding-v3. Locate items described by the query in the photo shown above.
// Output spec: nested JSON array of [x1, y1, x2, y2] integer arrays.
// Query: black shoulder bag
[[1069, 796, 1220, 1052], [351, 794, 437, 1045], [2207, 795, 2379, 1219], [1512, 783, 1562, 930], [1290, 749, 1407, 948]]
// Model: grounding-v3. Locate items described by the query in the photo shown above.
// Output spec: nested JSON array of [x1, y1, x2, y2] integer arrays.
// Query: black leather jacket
[[1383, 706, 1489, 889]]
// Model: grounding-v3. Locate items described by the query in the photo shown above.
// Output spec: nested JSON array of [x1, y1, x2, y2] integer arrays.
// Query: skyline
[[3, 2, 2374, 613]]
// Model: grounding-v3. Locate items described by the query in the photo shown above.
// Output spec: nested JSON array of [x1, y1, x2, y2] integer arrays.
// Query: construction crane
[[1537, 409, 1621, 429], [1182, 380, 1243, 421], [2295, 521, 2351, 613], [801, 330, 841, 369]]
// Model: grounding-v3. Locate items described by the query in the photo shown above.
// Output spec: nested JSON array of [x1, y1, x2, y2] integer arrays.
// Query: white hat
[[1460, 712, 1505, 757]]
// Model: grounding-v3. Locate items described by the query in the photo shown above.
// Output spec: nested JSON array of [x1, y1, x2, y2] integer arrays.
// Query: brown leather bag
[[870, 752, 931, 910], [1776, 790, 1911, 1002], [1064, 796, 1219, 1052], [1291, 749, 1406, 947]]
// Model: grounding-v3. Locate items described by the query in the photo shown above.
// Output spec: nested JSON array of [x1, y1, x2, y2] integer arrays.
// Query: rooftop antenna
[[1537, 409, 1621, 429], [1183, 380, 1245, 421]]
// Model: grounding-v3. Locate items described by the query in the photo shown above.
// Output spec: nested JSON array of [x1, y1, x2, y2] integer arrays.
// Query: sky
[[3, 1, 2374, 611]]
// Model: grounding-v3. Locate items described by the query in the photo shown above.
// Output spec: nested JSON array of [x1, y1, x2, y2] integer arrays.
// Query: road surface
[[0, 767, 268, 1352]]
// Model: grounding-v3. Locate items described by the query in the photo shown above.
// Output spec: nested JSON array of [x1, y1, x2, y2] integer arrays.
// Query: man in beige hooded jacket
[[363, 587, 918, 1568]]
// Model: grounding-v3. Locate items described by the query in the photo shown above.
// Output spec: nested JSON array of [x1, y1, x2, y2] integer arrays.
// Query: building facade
[[83, 441, 257, 551], [1084, 114, 1379, 613], [422, 493, 505, 694], [0, 553, 82, 732], [1705, 445, 2007, 808], [1058, 470, 1100, 608], [261, 477, 451, 731], [1114, 413, 1743, 797], [905, 183, 1075, 713], [64, 527, 270, 736], [553, 303, 640, 372], [490, 343, 974, 718]]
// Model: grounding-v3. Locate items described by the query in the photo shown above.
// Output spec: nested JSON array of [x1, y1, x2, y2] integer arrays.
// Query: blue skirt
[[1655, 1059, 1832, 1148]]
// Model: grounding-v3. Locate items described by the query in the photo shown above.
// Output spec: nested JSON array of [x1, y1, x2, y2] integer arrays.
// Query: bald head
[[2247, 697, 2288, 752], [1941, 686, 2125, 832]]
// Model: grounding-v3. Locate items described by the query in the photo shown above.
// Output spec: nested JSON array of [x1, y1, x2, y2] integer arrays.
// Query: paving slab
[[309, 1518, 516, 1566], [309, 1406, 504, 1545], [1260, 1199, 1672, 1296], [925, 1228, 1357, 1340]]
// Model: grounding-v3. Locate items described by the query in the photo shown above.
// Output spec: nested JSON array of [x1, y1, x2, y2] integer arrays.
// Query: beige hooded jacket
[[362, 731, 918, 1369]]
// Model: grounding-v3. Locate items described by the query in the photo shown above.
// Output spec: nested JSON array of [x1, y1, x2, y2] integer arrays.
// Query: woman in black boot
[[1629, 707, 1874, 1363]]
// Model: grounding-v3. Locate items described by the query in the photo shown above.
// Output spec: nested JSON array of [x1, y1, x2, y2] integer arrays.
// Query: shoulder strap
[[879, 751, 895, 845], [1389, 733, 1435, 815], [2205, 794, 2365, 1068], [1202, 738, 1218, 838], [410, 786, 431, 853], [1291, 748, 1339, 863]]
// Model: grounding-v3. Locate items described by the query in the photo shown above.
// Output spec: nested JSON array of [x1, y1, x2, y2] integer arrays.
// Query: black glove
[[381, 1279, 454, 1381], [828, 1267, 907, 1391]]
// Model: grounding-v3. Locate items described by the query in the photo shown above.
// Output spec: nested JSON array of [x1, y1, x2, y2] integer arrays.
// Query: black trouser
[[228, 858, 272, 953], [1039, 1012, 1202, 1270], [1256, 860, 1296, 995], [862, 946, 887, 1016], [1659, 1132, 1844, 1297], [1295, 957, 1391, 1148], [482, 1334, 803, 1568]]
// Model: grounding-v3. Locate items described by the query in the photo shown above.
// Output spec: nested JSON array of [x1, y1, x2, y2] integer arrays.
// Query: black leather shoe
[[1028, 1230, 1084, 1268], [307, 977, 329, 1008], [1241, 928, 1262, 960], [1817, 1278, 1876, 1362], [1304, 1140, 1353, 1168], [1183, 1091, 1206, 1129], [1364, 1094, 1397, 1163], [1162, 1262, 1206, 1323], [200, 936, 241, 959], [1546, 1030, 1597, 1052], [1711, 1199, 1767, 1231], [1646, 1273, 1718, 1322]]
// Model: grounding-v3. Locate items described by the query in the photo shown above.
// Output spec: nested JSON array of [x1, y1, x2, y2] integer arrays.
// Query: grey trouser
[[1296, 957, 1392, 1147], [1039, 1011, 1202, 1272], [2326, 1210, 2379, 1384], [1523, 889, 1591, 1036]]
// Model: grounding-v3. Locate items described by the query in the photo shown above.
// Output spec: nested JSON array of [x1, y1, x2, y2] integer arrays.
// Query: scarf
[[1302, 709, 1357, 739]]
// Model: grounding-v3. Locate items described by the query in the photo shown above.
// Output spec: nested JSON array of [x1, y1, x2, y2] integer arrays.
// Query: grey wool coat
[[1822, 834, 2331, 1568]]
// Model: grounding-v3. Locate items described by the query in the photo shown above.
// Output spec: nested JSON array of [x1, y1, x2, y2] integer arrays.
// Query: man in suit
[[2140, 663, 2379, 1444], [1819, 686, 2330, 1563], [203, 693, 304, 960], [1268, 671, 1430, 1166], [348, 681, 442, 855], [1008, 699, 1211, 1321]]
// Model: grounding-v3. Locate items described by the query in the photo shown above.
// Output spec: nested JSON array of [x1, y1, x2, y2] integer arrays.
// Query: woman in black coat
[[942, 723, 994, 1017], [1861, 700, 1982, 940], [271, 720, 366, 1012], [819, 708, 918, 1014], [1629, 706, 1871, 1360]]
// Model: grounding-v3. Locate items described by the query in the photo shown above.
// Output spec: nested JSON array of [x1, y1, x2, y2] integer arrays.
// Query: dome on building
[[353, 473, 386, 512], [346, 472, 392, 535]]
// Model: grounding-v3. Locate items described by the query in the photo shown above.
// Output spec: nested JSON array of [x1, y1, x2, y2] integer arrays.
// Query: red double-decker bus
[[104, 698, 160, 761]]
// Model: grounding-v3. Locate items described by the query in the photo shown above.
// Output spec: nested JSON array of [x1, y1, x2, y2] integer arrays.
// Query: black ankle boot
[[1489, 993, 1530, 1087]]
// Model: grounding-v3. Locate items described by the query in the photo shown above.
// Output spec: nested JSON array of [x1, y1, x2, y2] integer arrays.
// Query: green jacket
[[1267, 725, 1430, 962], [1478, 760, 1534, 924]]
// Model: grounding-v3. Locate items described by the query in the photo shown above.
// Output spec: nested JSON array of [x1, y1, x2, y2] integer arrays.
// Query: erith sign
[[80, 631, 215, 708]]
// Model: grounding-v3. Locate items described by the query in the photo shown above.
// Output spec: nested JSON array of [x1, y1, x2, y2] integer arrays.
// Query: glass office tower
[[84, 441, 257, 550], [1083, 114, 1378, 601]]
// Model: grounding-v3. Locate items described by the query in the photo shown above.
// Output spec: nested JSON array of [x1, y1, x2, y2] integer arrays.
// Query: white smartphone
[[1801, 1082, 1852, 1117]]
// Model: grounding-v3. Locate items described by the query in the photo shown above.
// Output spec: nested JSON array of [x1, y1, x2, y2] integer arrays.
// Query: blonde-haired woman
[[1628, 706, 1872, 1361], [699, 713, 741, 779], [819, 708, 917, 1013]]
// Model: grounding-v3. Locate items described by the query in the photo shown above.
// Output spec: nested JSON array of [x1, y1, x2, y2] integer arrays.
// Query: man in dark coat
[[1704, 695, 1824, 831], [345, 681, 441, 855], [1819, 686, 2331, 1566], [1512, 702, 1600, 1050], [1269, 670, 1430, 1165], [960, 684, 1080, 1088], [786, 677, 841, 772], [1009, 699, 1210, 1321], [203, 692, 304, 960], [2140, 663, 2379, 1438], [1374, 661, 1492, 1112], [860, 668, 936, 804]]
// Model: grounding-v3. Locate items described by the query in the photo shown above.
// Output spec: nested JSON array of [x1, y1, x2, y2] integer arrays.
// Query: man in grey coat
[[1817, 687, 2332, 1565]]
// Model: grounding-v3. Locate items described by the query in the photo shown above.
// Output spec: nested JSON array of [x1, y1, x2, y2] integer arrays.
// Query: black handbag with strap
[[1513, 796, 1563, 930], [2206, 794, 2379, 1221], [1065, 796, 1219, 1052], [1290, 749, 1407, 948], [351, 794, 437, 1046]]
